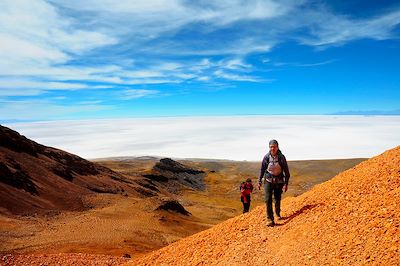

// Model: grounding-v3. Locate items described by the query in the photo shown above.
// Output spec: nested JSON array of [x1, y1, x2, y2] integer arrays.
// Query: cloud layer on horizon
[[5, 115, 400, 161]]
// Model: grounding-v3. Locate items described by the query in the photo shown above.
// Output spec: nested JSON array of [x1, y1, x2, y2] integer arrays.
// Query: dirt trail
[[126, 146, 400, 265]]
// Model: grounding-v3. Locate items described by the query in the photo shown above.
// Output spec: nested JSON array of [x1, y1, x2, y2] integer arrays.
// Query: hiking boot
[[267, 220, 275, 227]]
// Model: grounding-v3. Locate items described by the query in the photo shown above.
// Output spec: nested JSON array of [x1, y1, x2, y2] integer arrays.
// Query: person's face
[[269, 144, 278, 155]]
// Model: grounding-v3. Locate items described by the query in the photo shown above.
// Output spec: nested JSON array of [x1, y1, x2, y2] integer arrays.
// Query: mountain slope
[[0, 125, 143, 215], [128, 146, 400, 265], [0, 125, 211, 256]]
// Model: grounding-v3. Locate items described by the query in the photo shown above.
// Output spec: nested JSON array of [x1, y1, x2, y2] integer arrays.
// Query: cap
[[269, 139, 279, 146]]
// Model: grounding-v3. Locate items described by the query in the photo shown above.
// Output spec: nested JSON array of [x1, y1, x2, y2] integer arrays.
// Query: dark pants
[[264, 182, 284, 221], [241, 195, 251, 213]]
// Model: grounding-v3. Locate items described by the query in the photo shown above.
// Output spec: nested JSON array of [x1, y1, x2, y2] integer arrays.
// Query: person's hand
[[283, 184, 288, 192]]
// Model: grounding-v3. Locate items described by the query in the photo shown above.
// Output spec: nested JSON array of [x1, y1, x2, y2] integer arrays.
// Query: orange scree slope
[[127, 146, 400, 265]]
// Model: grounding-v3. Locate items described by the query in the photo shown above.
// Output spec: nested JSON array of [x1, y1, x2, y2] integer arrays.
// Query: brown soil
[[0, 155, 365, 265], [1, 253, 129, 266], [126, 146, 400, 265], [0, 194, 208, 257]]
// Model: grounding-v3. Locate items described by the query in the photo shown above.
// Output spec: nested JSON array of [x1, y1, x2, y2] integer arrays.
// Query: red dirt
[[2, 146, 398, 265], [125, 146, 400, 265]]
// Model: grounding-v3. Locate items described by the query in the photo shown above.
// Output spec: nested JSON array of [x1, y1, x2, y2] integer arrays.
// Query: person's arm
[[281, 154, 290, 186], [240, 184, 247, 203], [258, 155, 268, 187]]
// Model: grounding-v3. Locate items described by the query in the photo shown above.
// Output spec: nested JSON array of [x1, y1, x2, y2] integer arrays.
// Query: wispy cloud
[[295, 59, 338, 67], [219, 58, 252, 70], [0, 79, 111, 91], [2, 1, 399, 85], [0, 78, 116, 97], [0, 99, 112, 120], [214, 70, 262, 82], [0, 0, 116, 65], [294, 9, 400, 46], [268, 59, 338, 68], [119, 89, 161, 100]]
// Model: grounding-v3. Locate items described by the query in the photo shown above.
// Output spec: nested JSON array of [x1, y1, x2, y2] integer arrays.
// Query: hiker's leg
[[264, 182, 274, 221], [244, 195, 251, 212], [274, 183, 284, 217], [244, 202, 250, 213], [241, 196, 247, 213]]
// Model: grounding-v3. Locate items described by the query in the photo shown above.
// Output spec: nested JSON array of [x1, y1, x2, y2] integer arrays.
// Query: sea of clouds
[[4, 115, 400, 161]]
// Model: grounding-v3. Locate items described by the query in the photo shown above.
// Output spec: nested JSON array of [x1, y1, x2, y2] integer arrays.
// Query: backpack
[[239, 181, 245, 191], [267, 154, 283, 176]]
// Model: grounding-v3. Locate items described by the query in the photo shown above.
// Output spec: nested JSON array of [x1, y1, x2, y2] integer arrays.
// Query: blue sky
[[1, 0, 400, 121]]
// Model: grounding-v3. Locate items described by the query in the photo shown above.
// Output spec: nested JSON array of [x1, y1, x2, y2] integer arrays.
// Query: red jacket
[[240, 182, 253, 203]]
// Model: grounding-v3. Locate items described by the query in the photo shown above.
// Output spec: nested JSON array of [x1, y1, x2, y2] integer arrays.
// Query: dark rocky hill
[[0, 125, 143, 215], [143, 158, 205, 194]]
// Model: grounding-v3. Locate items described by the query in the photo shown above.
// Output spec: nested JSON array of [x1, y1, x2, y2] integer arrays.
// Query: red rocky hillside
[[127, 146, 400, 265], [0, 125, 144, 215]]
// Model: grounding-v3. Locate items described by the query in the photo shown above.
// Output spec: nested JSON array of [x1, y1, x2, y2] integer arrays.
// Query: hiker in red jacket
[[240, 178, 254, 213]]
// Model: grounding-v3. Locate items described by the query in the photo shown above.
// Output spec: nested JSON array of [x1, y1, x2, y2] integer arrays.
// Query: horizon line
[[3, 113, 400, 124], [91, 154, 369, 163]]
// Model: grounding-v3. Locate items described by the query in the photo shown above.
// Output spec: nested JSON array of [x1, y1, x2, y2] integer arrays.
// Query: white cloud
[[0, 79, 113, 96], [191, 0, 288, 26], [5, 115, 400, 161], [0, 33, 69, 65], [0, 1, 118, 81], [167, 38, 274, 56], [295, 59, 337, 67], [197, 76, 211, 82], [0, 0, 116, 63], [296, 9, 400, 46], [47, 0, 282, 59], [221, 58, 252, 70], [269, 59, 337, 68], [0, 89, 43, 97], [1, 0, 399, 100], [77, 100, 104, 105], [156, 62, 183, 71], [214, 70, 261, 82], [0, 64, 122, 78], [0, 100, 112, 120], [119, 89, 160, 100], [122, 70, 164, 79], [122, 79, 181, 85], [53, 0, 288, 31], [0, 79, 109, 90]]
